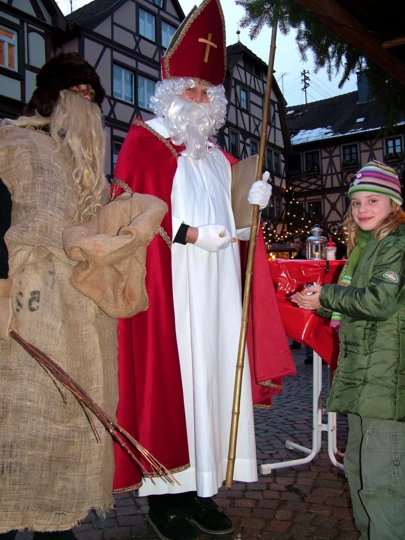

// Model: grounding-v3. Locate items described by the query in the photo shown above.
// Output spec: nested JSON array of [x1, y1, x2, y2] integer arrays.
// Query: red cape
[[112, 120, 295, 491]]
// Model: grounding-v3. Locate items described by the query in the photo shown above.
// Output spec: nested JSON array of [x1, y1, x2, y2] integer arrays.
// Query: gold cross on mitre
[[198, 32, 217, 63]]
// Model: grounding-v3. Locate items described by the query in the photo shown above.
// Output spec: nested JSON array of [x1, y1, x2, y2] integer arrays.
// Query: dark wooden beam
[[383, 37, 405, 49], [294, 0, 405, 86]]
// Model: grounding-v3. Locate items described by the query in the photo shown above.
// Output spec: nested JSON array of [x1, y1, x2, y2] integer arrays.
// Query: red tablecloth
[[269, 259, 345, 368]]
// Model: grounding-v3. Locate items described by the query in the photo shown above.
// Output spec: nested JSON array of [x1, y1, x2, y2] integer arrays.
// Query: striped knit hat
[[348, 160, 403, 205]]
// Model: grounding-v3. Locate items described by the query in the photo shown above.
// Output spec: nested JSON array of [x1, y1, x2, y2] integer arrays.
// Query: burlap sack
[[0, 124, 120, 531], [0, 278, 11, 339], [63, 192, 167, 318]]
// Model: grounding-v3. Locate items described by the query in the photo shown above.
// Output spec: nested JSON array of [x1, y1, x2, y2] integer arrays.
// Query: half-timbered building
[[0, 0, 66, 119], [221, 41, 290, 223], [286, 73, 405, 238], [3, 1, 402, 250], [0, 0, 290, 196], [63, 0, 184, 177], [63, 3, 291, 190]]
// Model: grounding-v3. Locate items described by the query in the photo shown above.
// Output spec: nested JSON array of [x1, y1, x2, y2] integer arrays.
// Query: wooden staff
[[226, 19, 278, 488]]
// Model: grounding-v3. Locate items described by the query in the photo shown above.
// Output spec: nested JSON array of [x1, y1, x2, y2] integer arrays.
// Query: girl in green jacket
[[291, 160, 405, 540]]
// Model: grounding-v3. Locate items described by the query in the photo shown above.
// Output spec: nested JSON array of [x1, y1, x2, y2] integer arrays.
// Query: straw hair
[[8, 90, 107, 223]]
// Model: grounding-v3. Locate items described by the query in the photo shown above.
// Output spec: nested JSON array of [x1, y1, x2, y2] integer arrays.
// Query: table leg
[[260, 351, 344, 474]]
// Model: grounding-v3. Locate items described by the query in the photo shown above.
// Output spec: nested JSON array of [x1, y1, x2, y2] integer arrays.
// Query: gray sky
[[56, 0, 357, 106]]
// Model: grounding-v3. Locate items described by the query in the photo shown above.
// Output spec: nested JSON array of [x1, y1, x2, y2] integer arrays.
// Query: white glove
[[248, 171, 272, 209], [195, 224, 233, 253]]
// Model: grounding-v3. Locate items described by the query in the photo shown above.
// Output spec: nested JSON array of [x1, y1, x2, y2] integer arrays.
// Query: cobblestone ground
[[17, 347, 358, 539]]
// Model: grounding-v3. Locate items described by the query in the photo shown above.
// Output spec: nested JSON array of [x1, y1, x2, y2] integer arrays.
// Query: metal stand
[[260, 351, 344, 474]]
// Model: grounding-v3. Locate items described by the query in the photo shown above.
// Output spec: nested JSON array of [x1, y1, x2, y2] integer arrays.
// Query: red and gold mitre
[[161, 0, 226, 86]]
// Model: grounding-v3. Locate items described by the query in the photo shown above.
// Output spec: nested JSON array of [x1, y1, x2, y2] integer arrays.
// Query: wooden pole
[[226, 19, 278, 488]]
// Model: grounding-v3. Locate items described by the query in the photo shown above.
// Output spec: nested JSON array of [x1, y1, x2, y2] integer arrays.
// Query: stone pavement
[[17, 346, 359, 540]]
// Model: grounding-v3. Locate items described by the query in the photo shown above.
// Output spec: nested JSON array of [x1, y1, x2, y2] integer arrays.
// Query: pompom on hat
[[161, 0, 226, 86], [348, 160, 403, 205], [24, 52, 105, 117]]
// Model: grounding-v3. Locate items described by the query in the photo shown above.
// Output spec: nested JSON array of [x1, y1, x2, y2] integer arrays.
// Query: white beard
[[164, 96, 218, 160]]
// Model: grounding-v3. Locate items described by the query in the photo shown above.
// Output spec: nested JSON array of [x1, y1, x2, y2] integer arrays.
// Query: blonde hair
[[7, 90, 107, 222], [344, 200, 405, 254]]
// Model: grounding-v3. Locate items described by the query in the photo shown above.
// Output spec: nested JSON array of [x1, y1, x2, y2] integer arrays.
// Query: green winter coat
[[320, 224, 405, 422]]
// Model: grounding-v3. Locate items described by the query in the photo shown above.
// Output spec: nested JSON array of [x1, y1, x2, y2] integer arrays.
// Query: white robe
[[139, 118, 257, 497]]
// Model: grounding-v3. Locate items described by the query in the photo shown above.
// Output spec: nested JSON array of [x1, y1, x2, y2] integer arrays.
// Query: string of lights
[[262, 187, 348, 260]]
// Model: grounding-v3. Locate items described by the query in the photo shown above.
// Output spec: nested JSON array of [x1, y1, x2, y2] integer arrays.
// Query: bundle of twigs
[[10, 329, 177, 485]]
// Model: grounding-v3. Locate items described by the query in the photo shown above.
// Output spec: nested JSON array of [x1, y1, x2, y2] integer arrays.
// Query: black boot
[[184, 493, 233, 535], [148, 494, 197, 540], [33, 532, 76, 540], [0, 532, 17, 540]]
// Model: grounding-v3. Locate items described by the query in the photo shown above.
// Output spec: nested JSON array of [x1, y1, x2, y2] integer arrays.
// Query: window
[[273, 152, 280, 175], [0, 25, 18, 71], [305, 151, 320, 174], [266, 148, 273, 172], [138, 75, 156, 110], [250, 139, 258, 156], [28, 31, 45, 68], [161, 21, 175, 49], [288, 154, 301, 177], [113, 65, 134, 103], [342, 144, 359, 168], [112, 138, 123, 170], [240, 88, 248, 111], [342, 144, 358, 161], [244, 58, 261, 77], [385, 136, 402, 157], [139, 8, 156, 41], [229, 131, 239, 157], [154, 0, 164, 6]]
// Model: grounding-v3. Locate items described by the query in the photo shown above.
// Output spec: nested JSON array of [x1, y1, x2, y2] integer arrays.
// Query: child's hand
[[290, 285, 322, 310]]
